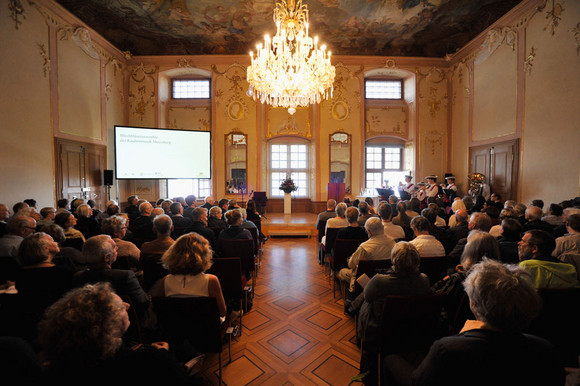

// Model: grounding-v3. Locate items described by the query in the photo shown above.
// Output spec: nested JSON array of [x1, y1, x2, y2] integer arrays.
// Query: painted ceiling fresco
[[55, 0, 524, 57]]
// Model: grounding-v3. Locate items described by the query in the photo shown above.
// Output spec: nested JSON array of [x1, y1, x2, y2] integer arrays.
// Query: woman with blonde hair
[[150, 232, 227, 321], [74, 203, 100, 239], [448, 199, 467, 228]]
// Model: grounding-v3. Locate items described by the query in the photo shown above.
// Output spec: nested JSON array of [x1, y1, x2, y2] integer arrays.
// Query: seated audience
[[542, 203, 564, 227], [447, 199, 467, 228], [217, 209, 253, 246], [447, 212, 492, 266], [554, 207, 580, 238], [140, 214, 175, 260], [72, 235, 150, 323], [355, 242, 432, 384], [497, 217, 523, 264], [315, 199, 337, 230], [447, 209, 469, 251], [408, 259, 565, 385], [337, 217, 395, 293], [54, 212, 85, 243], [407, 198, 421, 218], [0, 215, 37, 257], [552, 213, 580, 257], [201, 196, 214, 210], [391, 201, 413, 228], [17, 206, 41, 222], [378, 203, 405, 240], [357, 201, 376, 226], [365, 197, 377, 215], [409, 216, 445, 258], [522, 205, 554, 235], [421, 208, 451, 254], [184, 207, 217, 253], [337, 206, 368, 241], [125, 195, 140, 221], [207, 206, 227, 229], [129, 201, 156, 244], [74, 203, 101, 239], [462, 195, 474, 214], [169, 202, 192, 238], [101, 215, 141, 274], [322, 202, 349, 247], [55, 198, 70, 215], [96, 200, 119, 223], [38, 282, 193, 384], [40, 224, 85, 271], [489, 208, 519, 238], [518, 229, 580, 289], [36, 207, 56, 229]]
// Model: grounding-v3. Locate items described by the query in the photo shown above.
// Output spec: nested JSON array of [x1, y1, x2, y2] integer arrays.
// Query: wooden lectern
[[327, 183, 345, 203]]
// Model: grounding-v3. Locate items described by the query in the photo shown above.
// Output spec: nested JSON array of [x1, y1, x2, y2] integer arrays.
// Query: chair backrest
[[209, 227, 223, 240], [560, 252, 580, 283], [152, 296, 223, 354], [218, 238, 255, 273], [402, 226, 415, 241], [332, 239, 365, 271], [111, 255, 132, 271], [379, 292, 447, 355], [324, 227, 344, 255], [317, 219, 327, 242], [141, 253, 167, 291], [247, 227, 259, 255], [526, 288, 580, 367], [252, 218, 262, 233], [0, 257, 21, 284], [419, 256, 449, 285], [354, 259, 392, 297], [207, 257, 244, 299]]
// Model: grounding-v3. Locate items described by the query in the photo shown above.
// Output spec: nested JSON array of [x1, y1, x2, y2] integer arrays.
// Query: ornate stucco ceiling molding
[[474, 27, 517, 65]]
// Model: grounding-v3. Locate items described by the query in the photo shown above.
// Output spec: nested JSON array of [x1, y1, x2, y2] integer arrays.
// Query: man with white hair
[[129, 201, 156, 243], [522, 205, 554, 235], [201, 196, 214, 210], [552, 213, 580, 258], [554, 207, 580, 238], [337, 217, 396, 293], [0, 215, 37, 257]]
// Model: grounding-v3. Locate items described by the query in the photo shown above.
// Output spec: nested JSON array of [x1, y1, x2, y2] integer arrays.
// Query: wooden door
[[469, 140, 518, 201], [56, 139, 107, 210]]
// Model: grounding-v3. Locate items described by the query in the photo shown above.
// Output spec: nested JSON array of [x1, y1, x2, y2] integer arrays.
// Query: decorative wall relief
[[365, 106, 407, 137], [543, 0, 565, 35], [9, 0, 26, 29], [424, 130, 443, 156], [167, 106, 210, 131], [37, 42, 50, 77], [524, 46, 537, 75], [129, 63, 158, 121], [570, 23, 580, 55], [475, 27, 517, 65], [212, 63, 249, 120], [267, 107, 311, 138], [58, 26, 100, 60], [329, 71, 351, 121]]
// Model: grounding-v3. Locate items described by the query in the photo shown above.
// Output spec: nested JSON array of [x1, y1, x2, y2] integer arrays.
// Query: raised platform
[[260, 212, 317, 238]]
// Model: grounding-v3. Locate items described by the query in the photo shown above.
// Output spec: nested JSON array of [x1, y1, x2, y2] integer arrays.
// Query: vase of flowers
[[279, 177, 297, 214]]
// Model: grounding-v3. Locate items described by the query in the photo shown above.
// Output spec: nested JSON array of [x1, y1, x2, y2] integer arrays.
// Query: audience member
[[337, 207, 368, 240], [337, 217, 395, 294], [55, 198, 70, 214], [518, 229, 580, 289], [378, 203, 405, 240], [217, 209, 252, 243], [315, 199, 337, 229], [364, 197, 377, 214], [447, 212, 492, 266], [74, 203, 101, 239], [125, 195, 140, 221], [462, 195, 474, 214], [97, 201, 120, 223], [140, 214, 175, 260], [497, 217, 523, 264], [36, 207, 56, 229], [169, 202, 192, 238], [54, 212, 85, 242], [490, 192, 504, 211], [0, 215, 37, 257], [554, 207, 580, 238], [101, 215, 141, 272], [356, 242, 432, 384], [542, 203, 564, 226], [447, 209, 469, 251], [489, 208, 518, 238], [409, 216, 445, 257], [522, 205, 554, 235], [530, 199, 544, 210], [391, 201, 413, 228], [552, 213, 580, 258], [0, 203, 9, 237], [408, 198, 421, 218], [17, 206, 41, 222], [184, 207, 218, 253], [201, 196, 214, 210], [129, 201, 156, 243], [72, 235, 150, 322], [207, 206, 227, 229], [409, 259, 565, 385], [357, 201, 376, 226], [38, 282, 193, 384], [322, 202, 349, 247], [40, 224, 85, 271], [447, 199, 467, 228]]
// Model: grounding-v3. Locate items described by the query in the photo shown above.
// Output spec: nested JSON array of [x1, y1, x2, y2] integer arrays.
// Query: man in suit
[[125, 195, 140, 221], [168, 202, 192, 238], [129, 201, 156, 243], [185, 207, 217, 254], [522, 205, 554, 235], [201, 196, 214, 210], [183, 194, 197, 219], [73, 234, 150, 322]]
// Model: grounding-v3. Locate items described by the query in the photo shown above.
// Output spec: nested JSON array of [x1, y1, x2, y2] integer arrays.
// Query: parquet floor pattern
[[200, 236, 361, 385]]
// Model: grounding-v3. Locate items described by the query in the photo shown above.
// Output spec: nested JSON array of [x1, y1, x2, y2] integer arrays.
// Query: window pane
[[365, 80, 402, 99], [366, 173, 382, 189], [168, 178, 212, 199], [271, 172, 286, 197], [172, 79, 210, 99]]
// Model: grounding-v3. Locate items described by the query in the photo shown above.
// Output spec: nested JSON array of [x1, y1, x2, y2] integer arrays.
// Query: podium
[[375, 188, 394, 202], [327, 183, 345, 203]]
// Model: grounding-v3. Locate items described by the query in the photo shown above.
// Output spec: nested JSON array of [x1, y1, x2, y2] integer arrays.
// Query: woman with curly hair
[[38, 282, 193, 384], [150, 232, 227, 322]]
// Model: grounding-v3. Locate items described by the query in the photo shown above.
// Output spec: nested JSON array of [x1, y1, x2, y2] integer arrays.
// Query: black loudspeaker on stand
[[104, 170, 113, 201]]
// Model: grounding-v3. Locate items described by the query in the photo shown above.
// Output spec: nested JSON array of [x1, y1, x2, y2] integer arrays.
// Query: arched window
[[269, 139, 309, 198]]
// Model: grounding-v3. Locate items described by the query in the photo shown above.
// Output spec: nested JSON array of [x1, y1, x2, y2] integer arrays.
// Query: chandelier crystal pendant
[[246, 0, 336, 115]]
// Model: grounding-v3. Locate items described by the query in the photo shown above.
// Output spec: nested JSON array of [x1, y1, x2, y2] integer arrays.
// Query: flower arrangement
[[279, 176, 298, 194]]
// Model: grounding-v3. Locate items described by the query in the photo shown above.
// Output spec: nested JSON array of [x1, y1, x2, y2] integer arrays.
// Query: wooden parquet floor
[[199, 235, 361, 385]]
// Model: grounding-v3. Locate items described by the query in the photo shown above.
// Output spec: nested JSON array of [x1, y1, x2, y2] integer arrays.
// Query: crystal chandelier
[[246, 0, 336, 115]]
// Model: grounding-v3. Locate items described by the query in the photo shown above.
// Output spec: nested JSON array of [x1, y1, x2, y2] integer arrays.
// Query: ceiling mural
[[54, 0, 523, 57]]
